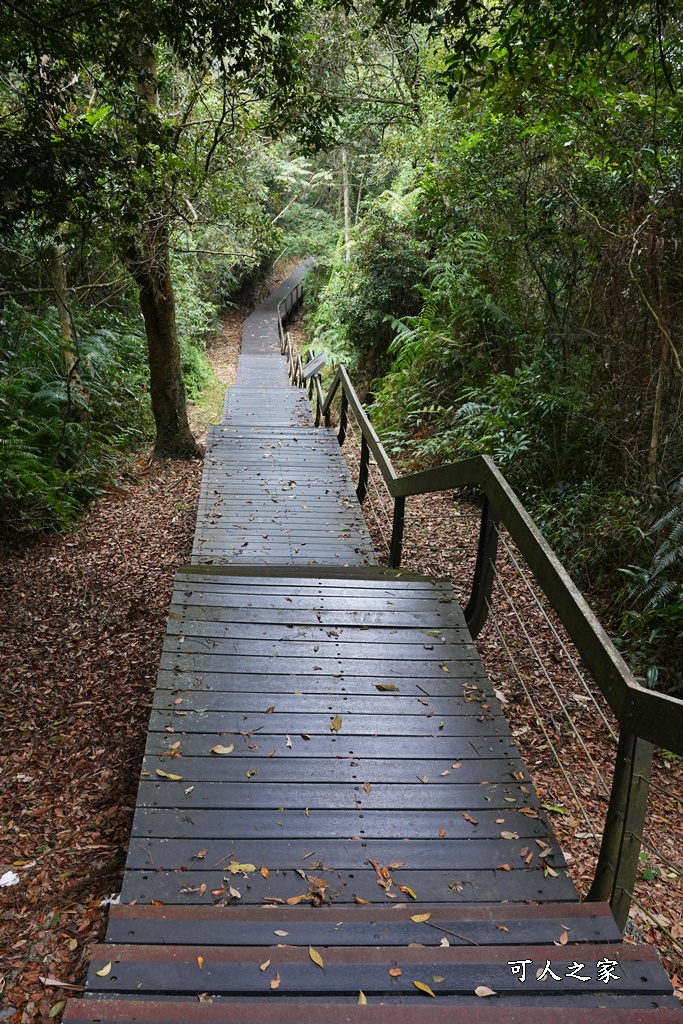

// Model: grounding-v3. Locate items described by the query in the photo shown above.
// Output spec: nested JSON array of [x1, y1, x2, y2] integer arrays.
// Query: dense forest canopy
[[1, 0, 683, 691]]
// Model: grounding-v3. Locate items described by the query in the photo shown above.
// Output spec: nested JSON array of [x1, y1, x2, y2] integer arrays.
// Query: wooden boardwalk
[[65, 266, 679, 1021]]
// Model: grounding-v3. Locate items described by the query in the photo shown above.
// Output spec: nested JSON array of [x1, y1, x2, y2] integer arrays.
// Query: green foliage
[[0, 302, 153, 537]]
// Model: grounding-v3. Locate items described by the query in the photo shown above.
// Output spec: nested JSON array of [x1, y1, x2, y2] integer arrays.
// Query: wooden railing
[[278, 277, 683, 933]]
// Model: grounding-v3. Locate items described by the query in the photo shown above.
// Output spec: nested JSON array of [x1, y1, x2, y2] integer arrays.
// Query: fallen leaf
[[309, 946, 324, 969], [274, 929, 289, 936], [463, 813, 478, 825], [414, 980, 436, 997], [363, 781, 371, 794], [260, 959, 271, 971], [495, 924, 509, 932], [432, 976, 445, 983], [496, 864, 511, 871], [155, 769, 183, 781], [96, 962, 112, 977], [260, 866, 269, 879], [49, 1002, 66, 1018], [330, 715, 342, 732], [358, 991, 367, 1004], [559, 930, 568, 944], [375, 683, 399, 691], [354, 896, 371, 904], [270, 972, 281, 990], [439, 828, 447, 837], [286, 895, 306, 905], [389, 968, 402, 977], [246, 769, 258, 778], [209, 743, 234, 755], [398, 885, 417, 899], [286, 735, 292, 747], [39, 978, 85, 991], [411, 913, 432, 922], [67, 937, 78, 951], [197, 956, 204, 970], [475, 986, 497, 997], [500, 831, 520, 840], [440, 937, 450, 947]]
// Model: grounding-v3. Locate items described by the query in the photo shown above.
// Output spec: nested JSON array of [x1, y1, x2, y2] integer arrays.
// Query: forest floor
[[1, 275, 680, 1021]]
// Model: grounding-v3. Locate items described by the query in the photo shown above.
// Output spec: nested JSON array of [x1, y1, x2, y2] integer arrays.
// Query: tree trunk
[[51, 240, 77, 372], [127, 36, 200, 459], [125, 227, 201, 459], [341, 145, 351, 262]]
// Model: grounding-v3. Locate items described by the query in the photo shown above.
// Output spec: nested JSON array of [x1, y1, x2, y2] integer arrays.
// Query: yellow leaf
[[375, 683, 399, 691], [410, 913, 432, 922], [155, 769, 183, 781], [330, 715, 342, 732], [475, 986, 497, 997], [209, 744, 234, 755], [96, 962, 112, 977], [260, 959, 270, 972], [67, 938, 78, 951], [48, 1002, 66, 1018], [309, 946, 324, 969], [260, 866, 269, 879], [413, 980, 436, 998], [270, 972, 281, 990], [354, 896, 370, 905], [432, 976, 445, 983], [398, 885, 417, 899], [197, 956, 203, 970], [305, 807, 309, 817], [357, 991, 368, 1004]]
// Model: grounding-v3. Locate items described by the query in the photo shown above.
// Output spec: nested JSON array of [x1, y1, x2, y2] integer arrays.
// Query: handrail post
[[586, 730, 654, 931], [389, 496, 405, 568], [356, 436, 370, 503], [338, 390, 349, 445], [464, 495, 499, 639]]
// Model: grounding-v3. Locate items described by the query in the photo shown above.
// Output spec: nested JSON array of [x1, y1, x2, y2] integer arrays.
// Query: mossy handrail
[[314, 356, 682, 931]]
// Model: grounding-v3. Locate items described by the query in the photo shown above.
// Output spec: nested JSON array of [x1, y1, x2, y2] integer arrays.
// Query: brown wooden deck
[[63, 265, 679, 1021]]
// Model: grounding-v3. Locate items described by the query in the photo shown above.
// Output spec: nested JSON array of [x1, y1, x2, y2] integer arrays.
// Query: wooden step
[[67, 939, 678, 1010], [63, 1004, 683, 1023], [107, 901, 622, 946]]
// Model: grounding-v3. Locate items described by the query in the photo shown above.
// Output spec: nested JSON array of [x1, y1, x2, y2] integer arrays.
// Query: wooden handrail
[[319, 362, 683, 756]]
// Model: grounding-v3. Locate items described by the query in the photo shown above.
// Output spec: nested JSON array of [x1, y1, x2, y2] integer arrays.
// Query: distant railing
[[277, 282, 304, 383], [291, 351, 683, 936]]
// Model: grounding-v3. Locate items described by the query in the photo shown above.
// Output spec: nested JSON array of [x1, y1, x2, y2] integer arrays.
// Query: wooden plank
[[147, 709, 513, 738], [131, 807, 554, 841], [151, 692, 503, 717], [119, 866, 576, 905], [143, 733, 518, 759], [123, 835, 567, 873], [106, 901, 622, 946], [139, 756, 526, 785], [136, 780, 535, 811], [62, 999, 683, 1022]]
